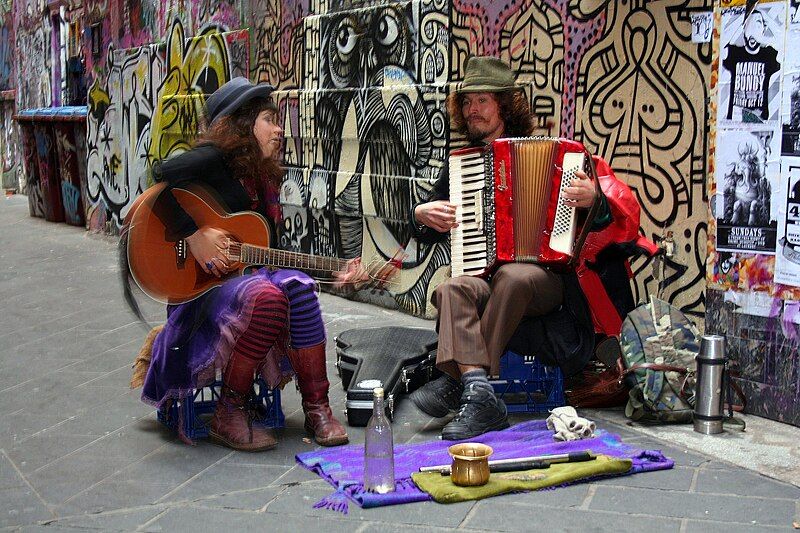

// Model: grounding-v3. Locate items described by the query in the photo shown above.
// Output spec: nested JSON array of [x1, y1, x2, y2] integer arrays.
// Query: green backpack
[[619, 298, 700, 423]]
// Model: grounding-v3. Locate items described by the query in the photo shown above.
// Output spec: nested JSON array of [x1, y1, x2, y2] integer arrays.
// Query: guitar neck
[[237, 243, 348, 273]]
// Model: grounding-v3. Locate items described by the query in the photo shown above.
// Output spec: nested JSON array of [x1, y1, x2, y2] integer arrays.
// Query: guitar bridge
[[175, 239, 187, 269]]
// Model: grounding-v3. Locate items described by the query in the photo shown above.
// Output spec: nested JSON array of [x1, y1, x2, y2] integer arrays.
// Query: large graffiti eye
[[375, 12, 399, 48], [327, 16, 360, 87], [336, 19, 358, 56]]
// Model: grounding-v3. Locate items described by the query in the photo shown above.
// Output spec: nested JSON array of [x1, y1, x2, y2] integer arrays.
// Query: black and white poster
[[715, 129, 780, 254], [782, 3, 800, 156], [718, 3, 785, 125], [775, 159, 800, 286]]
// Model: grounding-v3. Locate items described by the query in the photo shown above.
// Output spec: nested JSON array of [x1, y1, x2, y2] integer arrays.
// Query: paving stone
[[223, 432, 311, 467], [592, 465, 695, 491], [109, 443, 230, 485], [163, 464, 291, 502], [267, 465, 335, 488], [0, 413, 75, 449], [48, 400, 155, 437], [0, 487, 54, 529], [359, 524, 485, 533], [188, 486, 283, 511], [25, 453, 147, 505], [18, 525, 90, 532], [65, 340, 142, 373], [464, 501, 682, 532], [5, 434, 100, 474], [684, 520, 795, 532], [0, 452, 27, 490], [264, 484, 475, 528], [695, 468, 800, 499], [49, 507, 166, 532], [55, 480, 175, 515], [589, 486, 795, 526], [143, 507, 355, 532]]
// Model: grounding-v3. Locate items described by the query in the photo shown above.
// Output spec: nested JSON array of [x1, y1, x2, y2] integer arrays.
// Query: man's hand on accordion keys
[[561, 170, 598, 209], [414, 200, 459, 233]]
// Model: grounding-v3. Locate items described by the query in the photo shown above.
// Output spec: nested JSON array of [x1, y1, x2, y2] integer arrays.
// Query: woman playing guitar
[[137, 77, 353, 451]]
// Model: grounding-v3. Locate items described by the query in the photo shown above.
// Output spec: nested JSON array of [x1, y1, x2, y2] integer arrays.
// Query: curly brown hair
[[448, 90, 534, 139], [195, 97, 283, 188]]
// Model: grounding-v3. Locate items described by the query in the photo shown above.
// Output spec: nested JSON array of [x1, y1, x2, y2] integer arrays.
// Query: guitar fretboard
[[232, 242, 348, 273]]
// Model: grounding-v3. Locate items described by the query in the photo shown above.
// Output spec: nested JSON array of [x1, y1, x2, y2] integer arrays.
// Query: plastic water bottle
[[364, 387, 395, 493]]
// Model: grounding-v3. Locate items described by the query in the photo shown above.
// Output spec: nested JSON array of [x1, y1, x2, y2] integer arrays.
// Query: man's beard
[[466, 122, 491, 142]]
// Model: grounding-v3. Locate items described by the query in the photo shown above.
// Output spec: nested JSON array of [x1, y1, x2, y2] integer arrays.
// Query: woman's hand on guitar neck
[[332, 250, 402, 291], [185, 226, 231, 277]]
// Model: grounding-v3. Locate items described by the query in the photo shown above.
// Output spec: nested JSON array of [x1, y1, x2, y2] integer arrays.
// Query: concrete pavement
[[1, 194, 798, 532]]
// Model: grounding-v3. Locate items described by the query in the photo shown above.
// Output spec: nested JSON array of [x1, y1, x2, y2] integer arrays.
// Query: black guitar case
[[335, 326, 439, 426]]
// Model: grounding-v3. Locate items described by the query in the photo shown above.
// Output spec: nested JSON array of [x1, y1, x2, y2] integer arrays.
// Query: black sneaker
[[409, 374, 463, 418], [441, 383, 509, 440]]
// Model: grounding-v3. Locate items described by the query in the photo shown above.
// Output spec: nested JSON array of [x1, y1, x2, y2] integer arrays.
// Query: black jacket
[[153, 144, 275, 242]]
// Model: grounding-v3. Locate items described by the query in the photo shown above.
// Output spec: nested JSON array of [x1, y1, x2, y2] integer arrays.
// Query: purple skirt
[[141, 268, 325, 410]]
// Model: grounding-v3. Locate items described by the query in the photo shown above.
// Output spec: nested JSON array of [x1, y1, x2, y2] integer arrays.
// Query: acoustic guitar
[[124, 183, 395, 304]]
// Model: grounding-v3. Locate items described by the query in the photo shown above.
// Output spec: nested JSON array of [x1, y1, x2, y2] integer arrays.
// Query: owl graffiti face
[[324, 6, 411, 88]]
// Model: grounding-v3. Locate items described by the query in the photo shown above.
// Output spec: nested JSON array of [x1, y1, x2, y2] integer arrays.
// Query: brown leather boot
[[287, 343, 349, 446], [209, 351, 277, 452], [209, 387, 277, 451]]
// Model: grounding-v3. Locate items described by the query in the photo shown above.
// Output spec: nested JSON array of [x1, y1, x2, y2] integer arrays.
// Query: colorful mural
[[577, 0, 713, 320], [1, 0, 717, 322], [85, 19, 248, 231], [0, 100, 21, 192]]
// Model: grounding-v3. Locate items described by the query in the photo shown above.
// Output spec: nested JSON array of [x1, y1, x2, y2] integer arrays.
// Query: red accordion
[[449, 137, 598, 277]]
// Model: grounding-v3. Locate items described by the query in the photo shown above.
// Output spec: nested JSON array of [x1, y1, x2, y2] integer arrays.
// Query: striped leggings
[[232, 269, 325, 363]]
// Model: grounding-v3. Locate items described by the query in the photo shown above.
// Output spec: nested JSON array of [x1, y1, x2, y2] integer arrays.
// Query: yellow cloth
[[412, 454, 632, 504]]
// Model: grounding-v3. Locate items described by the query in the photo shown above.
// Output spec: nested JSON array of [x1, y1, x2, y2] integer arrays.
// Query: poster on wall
[[775, 158, 800, 286], [715, 128, 780, 254], [717, 2, 785, 126], [782, 3, 800, 155]]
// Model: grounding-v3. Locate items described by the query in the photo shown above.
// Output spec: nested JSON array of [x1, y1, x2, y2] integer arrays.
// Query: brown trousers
[[432, 263, 563, 378]]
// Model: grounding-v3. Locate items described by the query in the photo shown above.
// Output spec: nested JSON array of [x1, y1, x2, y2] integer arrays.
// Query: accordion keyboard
[[450, 150, 488, 277]]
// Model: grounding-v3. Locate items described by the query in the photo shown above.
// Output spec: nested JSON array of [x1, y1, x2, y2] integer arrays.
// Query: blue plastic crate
[[490, 351, 565, 413], [157, 377, 284, 440]]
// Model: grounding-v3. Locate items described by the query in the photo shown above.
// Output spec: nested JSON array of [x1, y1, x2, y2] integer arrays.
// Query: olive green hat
[[456, 56, 523, 94]]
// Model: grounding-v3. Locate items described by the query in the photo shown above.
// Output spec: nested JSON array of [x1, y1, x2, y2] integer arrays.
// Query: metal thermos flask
[[693, 335, 726, 434]]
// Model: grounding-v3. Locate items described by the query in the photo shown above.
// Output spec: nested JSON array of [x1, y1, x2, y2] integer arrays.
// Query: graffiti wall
[[704, 0, 799, 426], [241, 0, 713, 318], [2, 0, 712, 321], [576, 0, 713, 320], [13, 0, 52, 110], [85, 19, 249, 231]]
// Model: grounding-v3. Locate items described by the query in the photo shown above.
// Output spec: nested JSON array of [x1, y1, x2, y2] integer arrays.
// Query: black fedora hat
[[205, 76, 276, 124]]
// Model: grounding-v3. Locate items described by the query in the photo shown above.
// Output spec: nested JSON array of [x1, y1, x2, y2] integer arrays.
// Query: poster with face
[[715, 128, 780, 254], [782, 7, 800, 156], [717, 3, 785, 125], [775, 159, 800, 286]]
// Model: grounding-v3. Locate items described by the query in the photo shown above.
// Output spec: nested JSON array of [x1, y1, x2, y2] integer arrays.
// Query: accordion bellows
[[449, 137, 598, 277]]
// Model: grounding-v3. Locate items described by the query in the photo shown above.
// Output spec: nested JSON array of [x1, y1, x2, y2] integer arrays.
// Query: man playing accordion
[[409, 56, 657, 440]]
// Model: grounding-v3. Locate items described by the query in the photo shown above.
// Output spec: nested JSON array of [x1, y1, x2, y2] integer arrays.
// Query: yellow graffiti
[[147, 19, 233, 180]]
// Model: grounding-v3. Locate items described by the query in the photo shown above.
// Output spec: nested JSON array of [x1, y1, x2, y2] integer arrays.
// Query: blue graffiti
[[61, 180, 82, 225], [34, 129, 50, 155]]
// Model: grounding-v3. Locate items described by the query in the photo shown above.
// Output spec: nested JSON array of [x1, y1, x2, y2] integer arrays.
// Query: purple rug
[[296, 419, 673, 513]]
